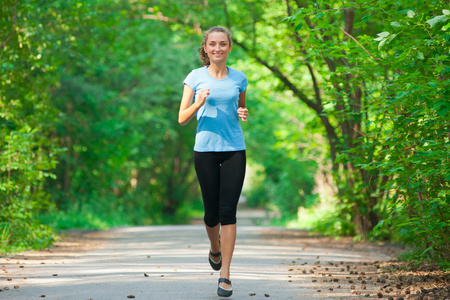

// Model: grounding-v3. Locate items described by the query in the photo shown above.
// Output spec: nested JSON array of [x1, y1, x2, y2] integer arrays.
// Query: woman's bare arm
[[178, 85, 209, 126]]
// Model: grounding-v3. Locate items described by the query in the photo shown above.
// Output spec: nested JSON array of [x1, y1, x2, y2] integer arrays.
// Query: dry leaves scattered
[[292, 258, 449, 299]]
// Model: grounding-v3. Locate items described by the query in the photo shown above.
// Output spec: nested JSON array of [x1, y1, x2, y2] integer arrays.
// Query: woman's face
[[204, 32, 232, 64]]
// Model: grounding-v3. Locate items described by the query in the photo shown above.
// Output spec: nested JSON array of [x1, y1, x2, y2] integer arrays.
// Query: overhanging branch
[[231, 38, 320, 114]]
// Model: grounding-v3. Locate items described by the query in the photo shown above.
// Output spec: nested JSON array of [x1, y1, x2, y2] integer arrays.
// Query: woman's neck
[[207, 62, 228, 80]]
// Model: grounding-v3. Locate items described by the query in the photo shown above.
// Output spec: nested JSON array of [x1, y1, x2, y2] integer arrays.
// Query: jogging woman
[[178, 26, 248, 297]]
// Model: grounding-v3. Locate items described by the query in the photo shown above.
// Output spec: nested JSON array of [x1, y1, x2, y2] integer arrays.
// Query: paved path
[[1, 220, 393, 300]]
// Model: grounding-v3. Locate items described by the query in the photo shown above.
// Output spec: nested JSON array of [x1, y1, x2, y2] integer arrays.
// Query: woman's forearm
[[178, 101, 200, 126]]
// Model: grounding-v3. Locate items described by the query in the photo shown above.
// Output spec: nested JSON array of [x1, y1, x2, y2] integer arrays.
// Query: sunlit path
[[0, 222, 392, 300]]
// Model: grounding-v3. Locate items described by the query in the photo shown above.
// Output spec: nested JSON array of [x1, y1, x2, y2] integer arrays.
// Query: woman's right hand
[[196, 88, 210, 107]]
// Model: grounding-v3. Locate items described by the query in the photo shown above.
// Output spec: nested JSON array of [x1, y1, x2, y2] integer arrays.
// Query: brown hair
[[198, 26, 232, 66]]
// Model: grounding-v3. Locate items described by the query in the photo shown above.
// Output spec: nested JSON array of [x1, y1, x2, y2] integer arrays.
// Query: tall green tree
[[347, 1, 450, 263], [286, 0, 449, 263]]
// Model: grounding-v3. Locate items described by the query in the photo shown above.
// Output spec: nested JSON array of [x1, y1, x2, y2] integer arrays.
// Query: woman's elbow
[[178, 116, 187, 126]]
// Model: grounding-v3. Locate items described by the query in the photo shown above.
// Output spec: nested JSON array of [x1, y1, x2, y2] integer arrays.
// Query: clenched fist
[[237, 107, 248, 122], [197, 88, 210, 107]]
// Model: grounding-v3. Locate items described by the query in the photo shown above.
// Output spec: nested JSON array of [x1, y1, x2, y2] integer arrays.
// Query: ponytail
[[198, 46, 210, 67]]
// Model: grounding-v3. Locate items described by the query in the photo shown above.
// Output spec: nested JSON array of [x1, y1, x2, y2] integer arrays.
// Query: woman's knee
[[219, 206, 237, 226], [204, 214, 220, 228]]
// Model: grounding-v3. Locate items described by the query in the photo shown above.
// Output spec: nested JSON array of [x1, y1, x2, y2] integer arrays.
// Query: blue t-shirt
[[184, 66, 248, 152]]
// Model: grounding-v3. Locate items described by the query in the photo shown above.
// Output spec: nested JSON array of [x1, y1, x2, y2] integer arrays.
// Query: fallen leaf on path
[[264, 294, 270, 297], [249, 293, 256, 296], [144, 273, 149, 277], [127, 295, 135, 299]]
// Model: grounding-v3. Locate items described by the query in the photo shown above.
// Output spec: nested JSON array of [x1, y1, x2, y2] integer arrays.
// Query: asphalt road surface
[[1, 212, 392, 300]]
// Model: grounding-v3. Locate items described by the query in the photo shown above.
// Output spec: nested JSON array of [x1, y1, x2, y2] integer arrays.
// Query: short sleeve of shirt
[[183, 70, 198, 90], [240, 74, 248, 93]]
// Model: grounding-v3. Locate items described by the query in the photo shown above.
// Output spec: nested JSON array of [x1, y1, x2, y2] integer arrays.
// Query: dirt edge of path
[[261, 228, 450, 300]]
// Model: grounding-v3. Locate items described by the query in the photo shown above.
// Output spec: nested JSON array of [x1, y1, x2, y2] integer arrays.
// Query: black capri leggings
[[194, 150, 246, 227]]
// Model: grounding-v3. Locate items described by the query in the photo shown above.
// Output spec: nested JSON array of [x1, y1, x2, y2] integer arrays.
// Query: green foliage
[[287, 199, 355, 236], [42, 0, 202, 228], [1, 0, 64, 255], [360, 1, 450, 263], [1, 0, 202, 254], [244, 87, 320, 219], [283, 1, 449, 263]]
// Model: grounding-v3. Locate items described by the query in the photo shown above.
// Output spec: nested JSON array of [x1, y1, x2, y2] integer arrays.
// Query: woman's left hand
[[237, 107, 248, 122]]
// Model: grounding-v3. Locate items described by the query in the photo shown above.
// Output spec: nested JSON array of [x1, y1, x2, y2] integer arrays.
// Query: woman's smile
[[204, 32, 232, 63]]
